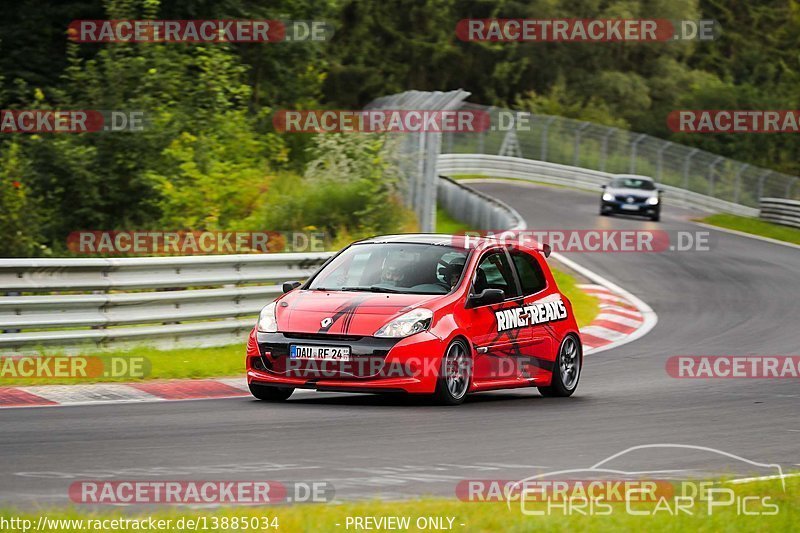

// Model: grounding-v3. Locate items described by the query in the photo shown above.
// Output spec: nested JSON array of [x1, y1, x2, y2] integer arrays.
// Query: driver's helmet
[[444, 257, 466, 288], [381, 256, 411, 285]]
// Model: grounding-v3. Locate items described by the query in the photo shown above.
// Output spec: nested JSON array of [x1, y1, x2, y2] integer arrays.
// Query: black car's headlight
[[602, 192, 614, 202]]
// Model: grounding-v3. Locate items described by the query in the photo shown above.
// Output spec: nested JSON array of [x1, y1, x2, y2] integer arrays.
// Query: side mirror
[[540, 243, 552, 258], [282, 281, 302, 293], [468, 288, 505, 307], [601, 184, 607, 189], [657, 188, 664, 194]]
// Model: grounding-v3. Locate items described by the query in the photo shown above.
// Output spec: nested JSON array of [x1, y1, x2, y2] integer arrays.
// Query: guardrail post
[[629, 133, 646, 173], [656, 141, 672, 182], [573, 122, 591, 166]]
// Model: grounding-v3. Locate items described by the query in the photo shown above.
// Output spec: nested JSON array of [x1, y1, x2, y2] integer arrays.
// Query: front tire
[[432, 338, 472, 405], [538, 334, 582, 398], [249, 382, 294, 402]]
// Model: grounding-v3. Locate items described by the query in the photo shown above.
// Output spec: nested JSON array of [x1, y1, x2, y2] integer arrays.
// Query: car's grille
[[615, 194, 648, 203], [283, 332, 364, 342]]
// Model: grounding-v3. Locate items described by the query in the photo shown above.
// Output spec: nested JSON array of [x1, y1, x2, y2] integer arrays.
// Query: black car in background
[[600, 175, 662, 222]]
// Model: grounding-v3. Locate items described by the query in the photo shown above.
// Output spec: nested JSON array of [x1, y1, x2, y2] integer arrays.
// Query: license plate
[[290, 345, 351, 361], [621, 204, 640, 211]]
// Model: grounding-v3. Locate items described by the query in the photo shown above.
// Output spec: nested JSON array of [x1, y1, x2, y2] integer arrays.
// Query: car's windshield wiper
[[339, 286, 403, 293]]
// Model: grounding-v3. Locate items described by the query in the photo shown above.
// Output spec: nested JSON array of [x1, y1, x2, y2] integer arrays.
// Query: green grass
[[551, 268, 600, 329], [1, 475, 796, 532], [435, 206, 471, 234], [0, 344, 245, 387], [698, 213, 800, 245]]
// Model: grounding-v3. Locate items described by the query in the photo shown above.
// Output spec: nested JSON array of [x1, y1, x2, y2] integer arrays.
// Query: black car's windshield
[[308, 243, 470, 295], [609, 177, 656, 190]]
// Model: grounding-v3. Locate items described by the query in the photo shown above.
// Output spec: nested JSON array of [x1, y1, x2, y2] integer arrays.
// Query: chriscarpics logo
[[496, 299, 568, 332]]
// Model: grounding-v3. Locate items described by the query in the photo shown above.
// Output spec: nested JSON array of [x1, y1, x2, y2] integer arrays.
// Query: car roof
[[355, 233, 541, 253], [356, 233, 489, 249]]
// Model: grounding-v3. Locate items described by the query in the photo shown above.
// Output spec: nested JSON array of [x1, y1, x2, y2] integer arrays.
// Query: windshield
[[609, 177, 656, 190], [308, 243, 470, 295]]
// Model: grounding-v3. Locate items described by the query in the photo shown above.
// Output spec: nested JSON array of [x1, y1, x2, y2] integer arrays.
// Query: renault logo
[[321, 317, 333, 328], [626, 196, 634, 203]]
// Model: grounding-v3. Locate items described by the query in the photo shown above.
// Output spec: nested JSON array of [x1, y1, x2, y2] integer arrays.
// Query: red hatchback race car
[[246, 234, 582, 405]]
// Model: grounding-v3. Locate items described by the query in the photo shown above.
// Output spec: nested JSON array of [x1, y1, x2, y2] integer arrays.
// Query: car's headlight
[[646, 196, 660, 205], [374, 308, 433, 338], [602, 193, 614, 202], [257, 302, 278, 333]]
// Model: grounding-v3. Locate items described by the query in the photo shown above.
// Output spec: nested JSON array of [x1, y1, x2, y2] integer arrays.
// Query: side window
[[473, 251, 520, 299], [511, 251, 547, 296]]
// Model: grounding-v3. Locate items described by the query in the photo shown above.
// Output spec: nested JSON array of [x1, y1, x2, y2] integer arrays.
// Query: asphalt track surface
[[1, 182, 798, 508]]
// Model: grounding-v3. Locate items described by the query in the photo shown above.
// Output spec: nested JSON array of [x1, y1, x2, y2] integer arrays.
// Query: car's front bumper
[[246, 330, 445, 394], [601, 200, 659, 216]]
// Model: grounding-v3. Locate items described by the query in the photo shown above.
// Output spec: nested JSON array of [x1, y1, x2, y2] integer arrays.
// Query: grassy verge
[[0, 344, 245, 387], [698, 213, 800, 245], [1, 475, 796, 532]]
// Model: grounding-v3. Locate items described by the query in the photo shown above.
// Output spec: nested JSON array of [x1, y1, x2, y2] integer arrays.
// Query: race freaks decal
[[495, 299, 568, 332]]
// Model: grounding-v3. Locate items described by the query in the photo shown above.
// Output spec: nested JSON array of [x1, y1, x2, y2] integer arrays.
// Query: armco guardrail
[[438, 176, 526, 231], [437, 153, 760, 217], [0, 253, 334, 352], [759, 198, 800, 229]]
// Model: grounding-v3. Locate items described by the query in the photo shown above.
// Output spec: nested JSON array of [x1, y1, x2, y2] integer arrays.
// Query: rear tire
[[249, 382, 294, 402], [538, 334, 582, 398], [432, 339, 472, 405]]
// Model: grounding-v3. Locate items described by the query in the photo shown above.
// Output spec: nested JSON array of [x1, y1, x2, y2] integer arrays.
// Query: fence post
[[683, 148, 699, 190], [656, 141, 672, 182], [734, 163, 748, 204], [708, 156, 724, 197], [785, 177, 797, 198], [757, 171, 771, 201], [600, 128, 615, 172], [541, 116, 556, 161], [629, 134, 646, 173], [573, 122, 590, 167]]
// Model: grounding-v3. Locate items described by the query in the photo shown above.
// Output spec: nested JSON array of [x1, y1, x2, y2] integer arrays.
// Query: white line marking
[[728, 472, 800, 485], [595, 313, 643, 328]]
